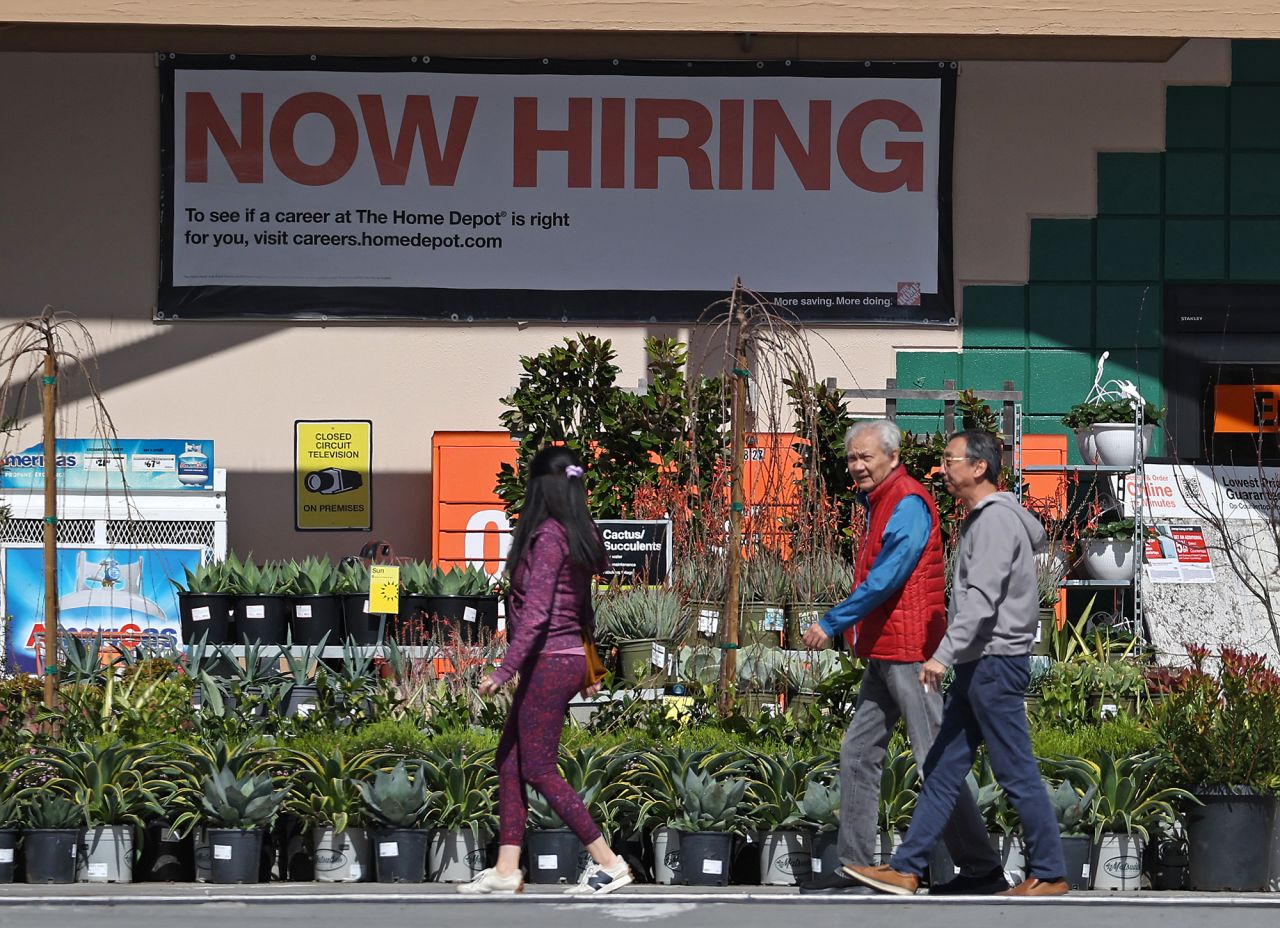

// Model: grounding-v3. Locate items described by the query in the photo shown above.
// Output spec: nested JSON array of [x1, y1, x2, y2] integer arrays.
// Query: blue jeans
[[889, 655, 1065, 880]]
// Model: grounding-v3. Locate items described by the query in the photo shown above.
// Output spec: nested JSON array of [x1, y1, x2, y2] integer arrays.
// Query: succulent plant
[[1047, 779, 1096, 837], [358, 762, 435, 829], [788, 552, 854, 605], [743, 550, 788, 604], [23, 794, 83, 829], [798, 779, 841, 832], [594, 584, 682, 644], [289, 556, 337, 596], [172, 558, 233, 594], [198, 766, 288, 828], [668, 767, 748, 834]]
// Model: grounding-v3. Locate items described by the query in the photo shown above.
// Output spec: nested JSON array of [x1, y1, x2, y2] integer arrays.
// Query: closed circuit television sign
[[296, 420, 372, 530]]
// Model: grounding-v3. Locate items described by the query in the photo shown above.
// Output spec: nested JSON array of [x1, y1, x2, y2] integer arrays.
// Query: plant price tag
[[651, 643, 667, 668], [88, 863, 108, 878], [213, 845, 232, 860], [350, 863, 362, 880], [763, 607, 785, 631], [245, 604, 265, 619], [362, 600, 370, 614], [537, 855, 557, 869], [811, 858, 822, 872], [702, 859, 723, 875], [1081, 864, 1090, 879], [192, 606, 211, 622], [379, 843, 399, 858], [463, 606, 478, 623], [0, 849, 12, 863], [698, 610, 719, 635], [296, 604, 312, 618]]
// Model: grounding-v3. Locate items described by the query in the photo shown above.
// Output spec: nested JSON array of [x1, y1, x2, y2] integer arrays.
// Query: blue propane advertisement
[[4, 546, 203, 672], [1, 439, 214, 491]]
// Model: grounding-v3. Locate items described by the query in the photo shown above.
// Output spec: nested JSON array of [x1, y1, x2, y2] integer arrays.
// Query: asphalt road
[[1, 886, 1278, 928]]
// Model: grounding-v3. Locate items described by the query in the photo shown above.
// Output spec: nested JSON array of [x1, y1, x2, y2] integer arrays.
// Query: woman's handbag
[[580, 586, 606, 688]]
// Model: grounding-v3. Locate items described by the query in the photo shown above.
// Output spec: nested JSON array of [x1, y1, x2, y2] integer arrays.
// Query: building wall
[[0, 39, 1231, 558]]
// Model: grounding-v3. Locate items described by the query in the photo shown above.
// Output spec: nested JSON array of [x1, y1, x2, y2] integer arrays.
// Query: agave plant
[[171, 558, 233, 594], [0, 791, 22, 827], [168, 738, 275, 837], [57, 630, 111, 686], [35, 739, 175, 828], [668, 767, 748, 834], [524, 746, 635, 835], [334, 561, 371, 595], [798, 778, 841, 832], [879, 750, 920, 834], [737, 750, 839, 832], [197, 766, 288, 829], [228, 556, 283, 596], [280, 636, 329, 683], [736, 643, 783, 692], [1046, 779, 1096, 837], [399, 561, 435, 596], [280, 747, 384, 833], [419, 747, 498, 839], [358, 762, 435, 829], [743, 550, 789, 605], [23, 794, 84, 829], [1045, 751, 1194, 842], [435, 565, 493, 597], [778, 650, 838, 695], [789, 552, 854, 605], [674, 551, 727, 603], [594, 585, 682, 644], [289, 556, 337, 596]]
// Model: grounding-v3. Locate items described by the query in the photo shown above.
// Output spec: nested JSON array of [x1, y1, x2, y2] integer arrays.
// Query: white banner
[[161, 57, 953, 322], [1127, 464, 1280, 521]]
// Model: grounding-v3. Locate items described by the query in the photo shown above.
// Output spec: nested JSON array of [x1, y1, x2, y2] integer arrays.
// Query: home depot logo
[[1214, 385, 1280, 433], [896, 281, 922, 306]]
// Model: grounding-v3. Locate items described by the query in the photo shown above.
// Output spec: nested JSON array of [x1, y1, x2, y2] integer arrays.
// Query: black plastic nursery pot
[[1060, 835, 1094, 891], [135, 822, 193, 882], [0, 828, 17, 883], [372, 828, 429, 883], [23, 828, 80, 884], [178, 592, 234, 645], [425, 595, 499, 643], [1187, 792, 1275, 892], [281, 684, 320, 718], [341, 594, 388, 645], [234, 595, 288, 645], [525, 829, 584, 885], [289, 594, 343, 645], [1144, 836, 1188, 891], [809, 830, 841, 881], [680, 831, 734, 886], [207, 828, 263, 884]]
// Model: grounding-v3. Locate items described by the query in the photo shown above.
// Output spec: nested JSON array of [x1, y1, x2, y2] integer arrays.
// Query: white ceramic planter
[[1074, 429, 1099, 465], [1083, 539, 1135, 581], [1090, 423, 1156, 467], [1091, 833, 1144, 891], [759, 830, 811, 885], [312, 826, 371, 882], [652, 827, 682, 885]]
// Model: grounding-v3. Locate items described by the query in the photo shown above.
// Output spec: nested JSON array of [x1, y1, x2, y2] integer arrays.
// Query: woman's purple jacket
[[490, 519, 594, 686]]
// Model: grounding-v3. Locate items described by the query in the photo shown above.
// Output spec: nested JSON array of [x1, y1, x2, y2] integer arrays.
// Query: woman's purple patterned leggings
[[496, 653, 602, 847]]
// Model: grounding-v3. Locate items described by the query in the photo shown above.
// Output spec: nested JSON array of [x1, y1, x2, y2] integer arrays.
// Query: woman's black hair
[[504, 446, 605, 577]]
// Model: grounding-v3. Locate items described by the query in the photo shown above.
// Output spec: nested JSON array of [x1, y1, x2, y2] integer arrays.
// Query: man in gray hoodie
[[844, 429, 1069, 897]]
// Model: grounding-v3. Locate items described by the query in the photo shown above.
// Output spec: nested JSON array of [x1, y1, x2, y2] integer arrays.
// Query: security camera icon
[[305, 467, 363, 495]]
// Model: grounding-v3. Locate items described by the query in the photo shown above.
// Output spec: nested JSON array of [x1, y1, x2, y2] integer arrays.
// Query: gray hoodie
[[931, 491, 1048, 667]]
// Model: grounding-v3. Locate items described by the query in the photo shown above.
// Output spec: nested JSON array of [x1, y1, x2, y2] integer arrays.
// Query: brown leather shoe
[[998, 877, 1069, 896], [842, 864, 920, 896]]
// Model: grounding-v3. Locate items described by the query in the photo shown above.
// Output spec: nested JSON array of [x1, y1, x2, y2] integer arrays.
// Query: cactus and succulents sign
[[597, 519, 672, 584], [2, 545, 203, 672], [295, 420, 372, 531]]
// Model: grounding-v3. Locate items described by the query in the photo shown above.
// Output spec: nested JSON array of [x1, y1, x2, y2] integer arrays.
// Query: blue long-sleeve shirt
[[818, 494, 931, 638]]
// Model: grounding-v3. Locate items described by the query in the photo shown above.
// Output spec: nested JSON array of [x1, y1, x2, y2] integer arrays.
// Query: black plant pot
[[1144, 835, 1188, 891], [467, 596, 500, 639], [341, 594, 388, 645], [281, 684, 320, 718], [525, 829, 583, 884], [809, 830, 841, 881], [0, 828, 17, 883], [289, 595, 343, 645], [372, 828, 429, 883], [234, 595, 288, 645], [395, 595, 435, 644], [207, 828, 262, 884], [1060, 835, 1094, 890], [179, 592, 235, 646], [24, 828, 80, 884], [135, 822, 193, 882], [679, 831, 733, 886], [1187, 792, 1275, 891]]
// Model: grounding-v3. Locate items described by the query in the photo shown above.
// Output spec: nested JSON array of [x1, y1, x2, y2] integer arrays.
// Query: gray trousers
[[838, 659, 1001, 876]]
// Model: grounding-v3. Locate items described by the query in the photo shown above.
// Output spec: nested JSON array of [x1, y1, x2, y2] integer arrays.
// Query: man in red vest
[[800, 419, 1006, 895]]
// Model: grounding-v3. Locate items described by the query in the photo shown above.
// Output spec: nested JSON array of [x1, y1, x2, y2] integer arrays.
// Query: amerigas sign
[[160, 57, 955, 324]]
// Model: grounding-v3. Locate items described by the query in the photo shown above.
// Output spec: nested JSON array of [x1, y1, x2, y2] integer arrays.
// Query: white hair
[[845, 419, 901, 455]]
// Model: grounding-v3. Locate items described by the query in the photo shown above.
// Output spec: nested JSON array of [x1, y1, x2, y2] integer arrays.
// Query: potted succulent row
[[785, 552, 853, 650], [594, 585, 683, 686]]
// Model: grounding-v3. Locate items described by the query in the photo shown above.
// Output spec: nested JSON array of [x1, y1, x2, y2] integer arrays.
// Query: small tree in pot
[[359, 762, 436, 883]]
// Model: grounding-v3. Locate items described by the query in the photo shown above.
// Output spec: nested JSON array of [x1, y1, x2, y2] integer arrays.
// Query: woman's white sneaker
[[457, 867, 524, 894], [565, 859, 633, 896]]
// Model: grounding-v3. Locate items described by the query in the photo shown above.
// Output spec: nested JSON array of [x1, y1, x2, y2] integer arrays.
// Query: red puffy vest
[[844, 465, 947, 662]]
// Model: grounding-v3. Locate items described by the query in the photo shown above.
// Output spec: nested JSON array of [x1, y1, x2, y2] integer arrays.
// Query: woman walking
[[459, 446, 633, 896]]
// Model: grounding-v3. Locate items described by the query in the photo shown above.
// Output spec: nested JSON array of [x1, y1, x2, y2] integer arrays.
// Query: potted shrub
[[669, 768, 748, 886], [196, 766, 288, 884], [1153, 644, 1280, 891], [229, 554, 288, 645], [173, 558, 235, 645], [358, 761, 435, 883], [675, 550, 726, 646], [420, 748, 497, 882], [0, 791, 20, 884], [798, 778, 841, 880], [286, 557, 343, 645], [631, 748, 704, 885], [785, 552, 851, 650], [741, 751, 838, 886], [1061, 398, 1162, 467], [595, 585, 682, 686], [19, 795, 82, 884], [1047, 778, 1097, 890], [1080, 517, 1136, 581], [279, 637, 329, 718], [523, 746, 630, 885], [741, 551, 787, 648], [282, 748, 382, 883]]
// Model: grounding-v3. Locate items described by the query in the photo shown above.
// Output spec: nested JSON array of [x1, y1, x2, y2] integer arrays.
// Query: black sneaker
[[800, 867, 880, 895], [928, 866, 1011, 896]]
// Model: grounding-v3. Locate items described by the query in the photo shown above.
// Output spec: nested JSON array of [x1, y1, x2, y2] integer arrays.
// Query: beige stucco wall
[[1, 1, 1277, 38], [0, 39, 1230, 559]]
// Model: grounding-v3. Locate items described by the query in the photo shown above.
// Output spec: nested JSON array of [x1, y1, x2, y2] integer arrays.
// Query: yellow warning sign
[[295, 420, 372, 531], [369, 565, 400, 615]]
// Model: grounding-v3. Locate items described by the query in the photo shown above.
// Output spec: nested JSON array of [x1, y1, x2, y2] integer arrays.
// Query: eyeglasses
[[940, 455, 970, 468]]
